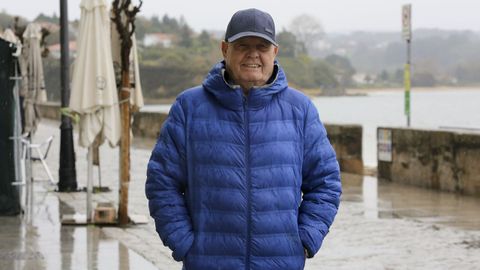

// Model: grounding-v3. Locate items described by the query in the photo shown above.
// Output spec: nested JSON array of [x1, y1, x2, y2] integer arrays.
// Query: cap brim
[[227, 31, 278, 46]]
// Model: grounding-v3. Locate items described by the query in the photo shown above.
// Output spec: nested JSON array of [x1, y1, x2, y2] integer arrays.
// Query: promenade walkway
[[1, 119, 479, 269]]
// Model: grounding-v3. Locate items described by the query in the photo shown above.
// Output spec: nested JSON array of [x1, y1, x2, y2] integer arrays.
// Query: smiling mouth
[[242, 64, 261, 68]]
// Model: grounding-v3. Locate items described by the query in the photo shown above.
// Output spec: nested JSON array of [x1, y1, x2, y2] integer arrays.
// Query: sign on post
[[378, 128, 392, 162], [402, 4, 412, 41]]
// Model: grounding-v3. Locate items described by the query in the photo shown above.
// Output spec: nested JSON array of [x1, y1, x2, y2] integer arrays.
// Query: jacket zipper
[[243, 96, 251, 270]]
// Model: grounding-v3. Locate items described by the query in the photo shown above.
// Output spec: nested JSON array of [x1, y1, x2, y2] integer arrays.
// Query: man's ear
[[273, 45, 279, 56], [221, 41, 228, 58]]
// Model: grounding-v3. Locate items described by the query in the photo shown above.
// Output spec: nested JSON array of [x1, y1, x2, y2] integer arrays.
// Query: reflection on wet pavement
[[342, 173, 480, 230], [0, 183, 158, 270]]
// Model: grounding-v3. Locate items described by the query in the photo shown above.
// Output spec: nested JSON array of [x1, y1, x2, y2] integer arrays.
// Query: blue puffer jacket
[[146, 61, 341, 270]]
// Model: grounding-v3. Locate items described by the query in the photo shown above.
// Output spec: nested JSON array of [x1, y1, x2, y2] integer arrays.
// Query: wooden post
[[111, 0, 142, 225], [118, 70, 131, 225]]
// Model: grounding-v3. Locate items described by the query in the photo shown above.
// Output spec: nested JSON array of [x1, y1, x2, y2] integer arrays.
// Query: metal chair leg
[[34, 147, 55, 185]]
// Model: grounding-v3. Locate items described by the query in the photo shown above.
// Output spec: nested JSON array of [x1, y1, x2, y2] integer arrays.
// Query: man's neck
[[241, 84, 253, 96]]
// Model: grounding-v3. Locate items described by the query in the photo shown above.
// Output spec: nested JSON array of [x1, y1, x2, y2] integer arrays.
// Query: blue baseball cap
[[225, 8, 277, 46]]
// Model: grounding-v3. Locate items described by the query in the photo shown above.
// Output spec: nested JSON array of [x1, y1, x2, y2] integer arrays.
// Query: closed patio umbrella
[[22, 23, 47, 135], [69, 0, 121, 222], [2, 28, 19, 43]]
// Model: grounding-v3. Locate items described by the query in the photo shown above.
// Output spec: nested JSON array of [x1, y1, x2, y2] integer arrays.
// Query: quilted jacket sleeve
[[298, 101, 342, 258], [145, 99, 193, 262]]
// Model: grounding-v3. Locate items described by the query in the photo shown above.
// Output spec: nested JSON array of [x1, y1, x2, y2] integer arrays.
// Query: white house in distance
[[143, 33, 175, 47]]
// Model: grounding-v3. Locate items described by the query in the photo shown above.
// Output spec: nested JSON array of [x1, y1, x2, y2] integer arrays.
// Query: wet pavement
[[0, 183, 159, 270], [342, 174, 480, 231], [318, 173, 480, 270], [1, 119, 479, 269]]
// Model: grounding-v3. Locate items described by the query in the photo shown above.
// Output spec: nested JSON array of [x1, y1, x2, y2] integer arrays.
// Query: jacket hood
[[202, 61, 288, 110]]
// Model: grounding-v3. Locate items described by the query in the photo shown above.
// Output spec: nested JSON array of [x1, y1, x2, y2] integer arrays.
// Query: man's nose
[[246, 47, 260, 58]]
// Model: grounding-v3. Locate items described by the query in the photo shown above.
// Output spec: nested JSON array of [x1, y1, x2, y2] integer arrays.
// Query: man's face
[[222, 36, 279, 90]]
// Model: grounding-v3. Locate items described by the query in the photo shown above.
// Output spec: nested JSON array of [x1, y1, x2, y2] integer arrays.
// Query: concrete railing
[[131, 111, 168, 139], [377, 127, 480, 197], [130, 113, 364, 175], [325, 124, 363, 175], [37, 103, 364, 175]]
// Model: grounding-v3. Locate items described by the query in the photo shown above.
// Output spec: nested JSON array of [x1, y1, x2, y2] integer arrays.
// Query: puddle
[[342, 173, 480, 230], [0, 183, 158, 270]]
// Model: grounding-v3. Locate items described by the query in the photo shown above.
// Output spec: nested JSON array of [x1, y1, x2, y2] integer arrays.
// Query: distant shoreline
[[346, 86, 480, 95], [142, 86, 480, 104]]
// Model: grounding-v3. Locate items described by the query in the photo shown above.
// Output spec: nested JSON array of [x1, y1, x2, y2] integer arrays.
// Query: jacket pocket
[[182, 234, 196, 267]]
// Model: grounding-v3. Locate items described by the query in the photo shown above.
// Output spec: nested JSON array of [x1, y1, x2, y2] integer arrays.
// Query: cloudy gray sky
[[2, 0, 479, 33]]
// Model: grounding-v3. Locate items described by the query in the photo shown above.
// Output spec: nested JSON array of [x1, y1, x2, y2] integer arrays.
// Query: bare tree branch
[[111, 0, 142, 72]]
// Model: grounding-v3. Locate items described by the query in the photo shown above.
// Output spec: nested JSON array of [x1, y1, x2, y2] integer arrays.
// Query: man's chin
[[238, 78, 267, 87]]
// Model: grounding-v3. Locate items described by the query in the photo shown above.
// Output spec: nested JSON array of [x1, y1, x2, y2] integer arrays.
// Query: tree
[[161, 14, 179, 33], [325, 54, 356, 87], [378, 70, 389, 83], [412, 71, 436, 87], [151, 15, 162, 28], [312, 59, 338, 90], [454, 62, 480, 85], [111, 0, 143, 225], [277, 29, 306, 57], [34, 13, 59, 24], [364, 74, 373, 84], [393, 68, 403, 85], [288, 14, 324, 55], [0, 12, 45, 31], [198, 30, 211, 47], [178, 24, 193, 47]]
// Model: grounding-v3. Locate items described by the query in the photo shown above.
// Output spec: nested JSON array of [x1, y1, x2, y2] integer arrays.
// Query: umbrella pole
[[93, 145, 102, 190], [87, 146, 93, 223], [97, 156, 102, 189]]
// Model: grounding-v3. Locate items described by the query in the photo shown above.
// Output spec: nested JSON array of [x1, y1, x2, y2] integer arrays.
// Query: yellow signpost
[[402, 4, 412, 127], [404, 63, 410, 117]]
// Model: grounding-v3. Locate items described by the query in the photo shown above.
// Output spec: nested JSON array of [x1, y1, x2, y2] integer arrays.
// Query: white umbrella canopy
[[2, 28, 19, 43], [70, 0, 121, 148], [22, 23, 47, 135], [70, 0, 121, 222]]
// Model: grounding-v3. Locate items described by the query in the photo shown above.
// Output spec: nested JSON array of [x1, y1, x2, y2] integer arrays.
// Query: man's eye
[[258, 45, 269, 51], [234, 44, 246, 50]]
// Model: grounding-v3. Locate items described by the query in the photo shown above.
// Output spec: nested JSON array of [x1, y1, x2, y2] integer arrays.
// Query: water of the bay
[[313, 88, 480, 166], [143, 88, 480, 166]]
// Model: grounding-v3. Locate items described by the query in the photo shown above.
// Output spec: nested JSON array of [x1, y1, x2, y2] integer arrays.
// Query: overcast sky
[[2, 0, 479, 33]]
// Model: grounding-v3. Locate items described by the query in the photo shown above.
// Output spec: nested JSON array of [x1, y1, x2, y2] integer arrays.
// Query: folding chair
[[21, 135, 55, 185]]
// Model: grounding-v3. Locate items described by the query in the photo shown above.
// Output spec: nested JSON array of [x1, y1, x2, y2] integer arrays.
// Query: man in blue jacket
[[146, 8, 341, 270]]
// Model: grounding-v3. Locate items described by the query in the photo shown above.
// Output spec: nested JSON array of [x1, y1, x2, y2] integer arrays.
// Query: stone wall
[[325, 124, 363, 175], [37, 103, 364, 175], [131, 113, 364, 175], [377, 127, 480, 196], [131, 112, 168, 139]]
